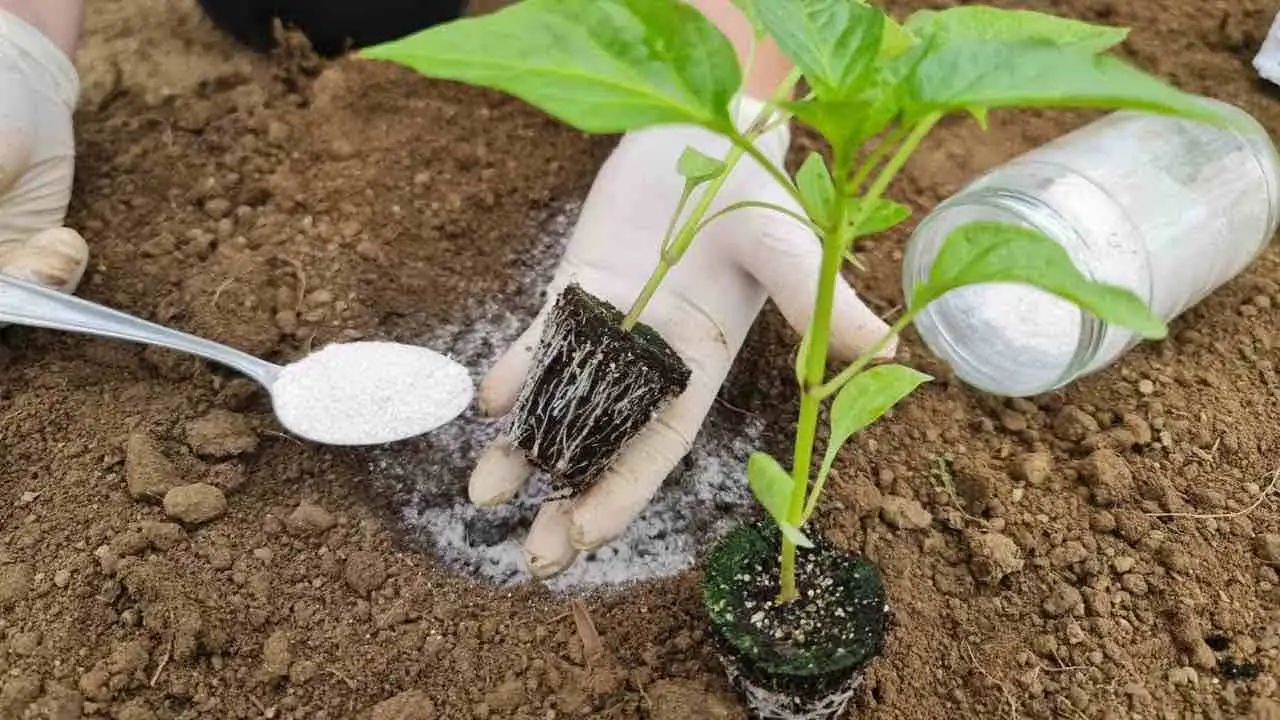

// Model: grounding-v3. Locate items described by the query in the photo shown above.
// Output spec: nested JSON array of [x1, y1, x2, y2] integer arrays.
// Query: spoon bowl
[[0, 274, 473, 446]]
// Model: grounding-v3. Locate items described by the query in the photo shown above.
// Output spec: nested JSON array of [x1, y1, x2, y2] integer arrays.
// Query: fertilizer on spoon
[[272, 341, 474, 446]]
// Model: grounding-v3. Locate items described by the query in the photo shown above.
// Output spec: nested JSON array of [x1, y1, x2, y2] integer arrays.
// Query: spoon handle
[[0, 274, 282, 387]]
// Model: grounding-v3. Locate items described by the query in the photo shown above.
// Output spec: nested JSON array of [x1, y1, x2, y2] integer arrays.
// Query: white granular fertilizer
[[364, 202, 771, 592], [272, 341, 474, 446]]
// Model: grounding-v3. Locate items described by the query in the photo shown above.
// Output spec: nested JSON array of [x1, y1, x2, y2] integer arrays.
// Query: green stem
[[815, 311, 915, 401], [659, 186, 696, 256], [692, 200, 823, 238], [620, 70, 802, 331], [620, 141, 744, 331], [730, 132, 805, 210], [778, 155, 851, 604], [844, 113, 942, 255], [777, 113, 942, 604], [848, 126, 907, 196]]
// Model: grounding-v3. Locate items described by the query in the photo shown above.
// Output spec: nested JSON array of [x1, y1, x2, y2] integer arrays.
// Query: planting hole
[[367, 204, 772, 591]]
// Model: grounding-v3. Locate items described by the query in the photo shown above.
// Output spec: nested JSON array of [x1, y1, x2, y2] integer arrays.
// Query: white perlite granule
[[272, 341, 474, 446], [365, 203, 770, 592]]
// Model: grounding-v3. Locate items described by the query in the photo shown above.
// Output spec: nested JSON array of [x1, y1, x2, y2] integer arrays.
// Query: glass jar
[[902, 97, 1280, 398]]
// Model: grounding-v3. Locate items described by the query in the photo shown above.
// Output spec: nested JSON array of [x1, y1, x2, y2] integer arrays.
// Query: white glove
[[468, 95, 896, 579], [0, 8, 87, 293]]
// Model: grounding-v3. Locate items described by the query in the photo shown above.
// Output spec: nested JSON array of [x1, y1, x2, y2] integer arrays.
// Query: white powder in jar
[[271, 341, 474, 446]]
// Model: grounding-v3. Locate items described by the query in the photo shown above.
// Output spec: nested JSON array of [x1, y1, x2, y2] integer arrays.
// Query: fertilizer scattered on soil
[[368, 203, 768, 591], [271, 341, 474, 445]]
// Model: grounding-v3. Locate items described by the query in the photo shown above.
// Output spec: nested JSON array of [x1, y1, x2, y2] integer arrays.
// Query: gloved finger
[[0, 227, 89, 292], [476, 303, 550, 418], [467, 435, 534, 507], [0, 125, 33, 195], [734, 212, 895, 364], [522, 499, 578, 579], [567, 413, 693, 552]]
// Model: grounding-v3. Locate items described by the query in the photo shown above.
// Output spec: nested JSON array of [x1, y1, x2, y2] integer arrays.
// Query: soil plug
[[505, 284, 690, 495], [702, 521, 887, 720]]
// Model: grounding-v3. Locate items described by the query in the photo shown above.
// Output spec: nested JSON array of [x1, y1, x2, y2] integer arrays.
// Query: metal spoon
[[0, 274, 473, 446]]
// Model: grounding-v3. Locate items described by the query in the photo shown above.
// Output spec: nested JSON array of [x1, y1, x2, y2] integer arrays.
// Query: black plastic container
[[505, 284, 691, 495], [702, 520, 888, 720]]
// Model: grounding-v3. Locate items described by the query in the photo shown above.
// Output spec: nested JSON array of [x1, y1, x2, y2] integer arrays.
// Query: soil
[[2, 0, 1279, 719]]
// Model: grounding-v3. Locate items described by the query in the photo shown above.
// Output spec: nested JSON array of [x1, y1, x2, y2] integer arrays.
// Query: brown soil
[[3, 0, 1279, 718]]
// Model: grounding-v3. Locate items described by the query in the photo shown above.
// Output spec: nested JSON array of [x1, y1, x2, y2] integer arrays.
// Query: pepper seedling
[[362, 2, 1229, 716]]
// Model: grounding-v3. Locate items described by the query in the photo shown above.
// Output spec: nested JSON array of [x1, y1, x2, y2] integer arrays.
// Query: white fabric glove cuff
[[0, 8, 78, 110]]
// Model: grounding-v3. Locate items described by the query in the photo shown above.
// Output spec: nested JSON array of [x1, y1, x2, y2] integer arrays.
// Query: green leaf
[[911, 221, 1168, 339], [904, 7, 1129, 54], [879, 14, 917, 60], [796, 153, 838, 230], [361, 0, 742, 134], [751, 0, 885, 101], [900, 40, 1227, 126], [846, 197, 911, 237], [794, 329, 812, 385], [747, 452, 813, 548], [815, 364, 932, 498], [786, 76, 899, 161], [677, 146, 726, 184]]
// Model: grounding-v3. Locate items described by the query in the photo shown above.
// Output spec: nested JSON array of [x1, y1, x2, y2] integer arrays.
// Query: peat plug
[[702, 521, 888, 720], [505, 283, 691, 494]]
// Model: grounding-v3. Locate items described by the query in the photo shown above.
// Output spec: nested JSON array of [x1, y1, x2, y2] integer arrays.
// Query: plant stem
[[729, 132, 805, 209], [848, 114, 941, 237], [777, 113, 942, 604], [693, 200, 823, 238], [815, 311, 915, 401], [848, 126, 907, 196], [778, 155, 851, 603], [620, 70, 801, 331]]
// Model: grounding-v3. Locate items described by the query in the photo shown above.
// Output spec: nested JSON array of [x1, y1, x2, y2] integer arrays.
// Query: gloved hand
[[469, 95, 897, 579], [0, 8, 88, 293]]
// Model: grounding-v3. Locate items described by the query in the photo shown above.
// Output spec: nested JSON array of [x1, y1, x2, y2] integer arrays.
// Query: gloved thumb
[[734, 209, 896, 364]]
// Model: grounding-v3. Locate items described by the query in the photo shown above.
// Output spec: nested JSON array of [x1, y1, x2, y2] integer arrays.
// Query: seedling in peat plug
[[362, 2, 1231, 717]]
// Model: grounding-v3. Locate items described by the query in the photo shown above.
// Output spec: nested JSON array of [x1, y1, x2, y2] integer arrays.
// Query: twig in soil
[[327, 667, 357, 689], [514, 611, 570, 630], [962, 641, 1019, 720], [282, 257, 308, 309], [1144, 466, 1279, 519], [571, 598, 605, 667], [262, 429, 304, 446], [714, 397, 759, 419], [248, 695, 267, 715], [149, 632, 173, 687], [210, 277, 235, 310]]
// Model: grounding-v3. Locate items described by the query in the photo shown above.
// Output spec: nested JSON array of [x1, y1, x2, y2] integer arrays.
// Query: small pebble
[[1137, 379, 1155, 395], [163, 483, 228, 525], [880, 495, 932, 530], [1168, 667, 1198, 687], [1255, 534, 1280, 565]]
